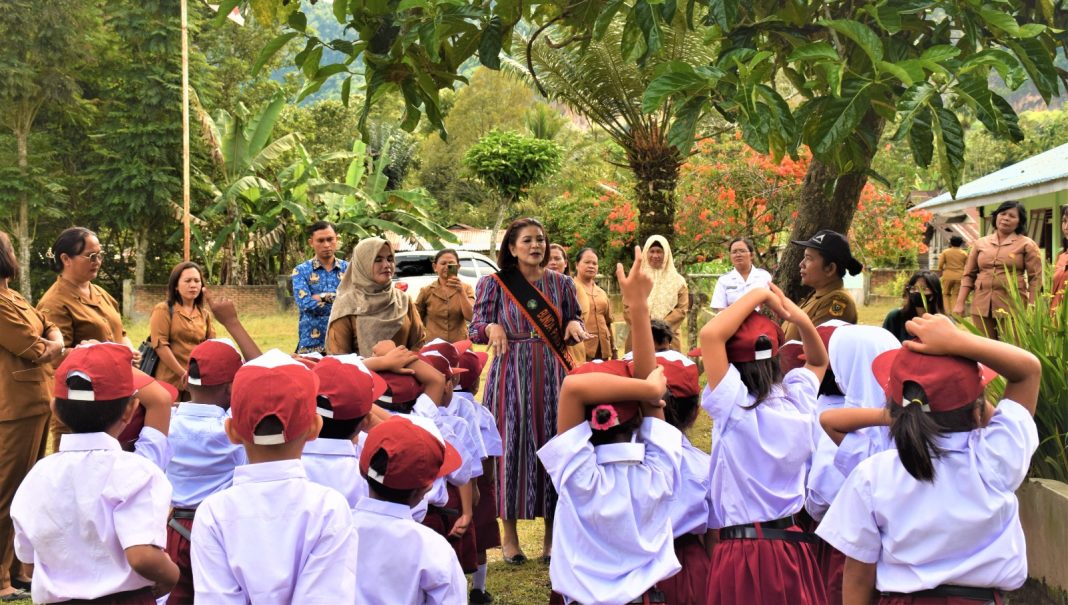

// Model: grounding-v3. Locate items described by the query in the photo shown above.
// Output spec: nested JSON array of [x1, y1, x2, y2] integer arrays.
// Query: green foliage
[[984, 261, 1068, 482], [321, 140, 458, 249], [463, 130, 562, 202], [645, 1, 1064, 195]]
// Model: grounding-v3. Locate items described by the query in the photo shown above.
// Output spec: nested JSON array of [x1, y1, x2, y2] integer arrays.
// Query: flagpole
[[181, 0, 191, 262]]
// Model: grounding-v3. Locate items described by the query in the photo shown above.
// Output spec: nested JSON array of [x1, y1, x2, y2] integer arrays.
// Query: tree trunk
[[15, 127, 32, 301], [775, 113, 887, 301], [488, 196, 511, 256], [134, 226, 149, 286], [628, 132, 681, 248]]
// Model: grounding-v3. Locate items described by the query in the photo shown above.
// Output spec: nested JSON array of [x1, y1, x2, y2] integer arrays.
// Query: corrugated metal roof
[[913, 142, 1068, 212]]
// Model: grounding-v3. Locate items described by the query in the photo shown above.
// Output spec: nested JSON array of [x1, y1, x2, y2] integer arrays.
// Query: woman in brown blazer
[[573, 248, 616, 360], [150, 261, 216, 398], [326, 237, 425, 355], [414, 249, 475, 343], [953, 201, 1043, 340], [36, 227, 138, 442], [0, 231, 63, 599]]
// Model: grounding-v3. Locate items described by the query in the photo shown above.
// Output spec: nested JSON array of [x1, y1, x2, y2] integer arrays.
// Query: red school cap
[[652, 350, 700, 398], [457, 349, 488, 393], [376, 371, 424, 406], [54, 343, 156, 401], [313, 355, 388, 420], [725, 312, 784, 363], [871, 347, 998, 413], [779, 320, 845, 373], [230, 349, 319, 445], [359, 415, 463, 490], [188, 339, 243, 387], [569, 360, 641, 427]]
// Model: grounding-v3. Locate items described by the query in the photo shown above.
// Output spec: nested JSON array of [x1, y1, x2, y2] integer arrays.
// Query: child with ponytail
[[817, 313, 1041, 605], [699, 285, 829, 605], [539, 248, 684, 605]]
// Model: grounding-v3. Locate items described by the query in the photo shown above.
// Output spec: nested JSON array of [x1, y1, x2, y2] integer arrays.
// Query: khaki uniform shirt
[[415, 280, 476, 343], [937, 247, 969, 281], [580, 283, 615, 360], [0, 288, 56, 420], [960, 233, 1042, 316], [782, 280, 857, 341], [149, 302, 216, 390], [326, 303, 425, 355], [37, 276, 125, 348]]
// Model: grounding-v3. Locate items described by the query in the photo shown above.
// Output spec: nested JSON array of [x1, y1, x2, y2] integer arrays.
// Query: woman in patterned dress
[[469, 218, 590, 564]]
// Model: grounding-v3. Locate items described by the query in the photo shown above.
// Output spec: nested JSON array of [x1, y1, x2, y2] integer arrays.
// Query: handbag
[[137, 303, 174, 377], [138, 339, 160, 376]]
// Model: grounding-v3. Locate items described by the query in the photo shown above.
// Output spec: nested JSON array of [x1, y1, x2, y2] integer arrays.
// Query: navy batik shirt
[[291, 257, 348, 354]]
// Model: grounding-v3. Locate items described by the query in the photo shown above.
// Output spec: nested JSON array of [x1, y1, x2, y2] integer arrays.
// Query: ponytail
[[889, 381, 981, 482]]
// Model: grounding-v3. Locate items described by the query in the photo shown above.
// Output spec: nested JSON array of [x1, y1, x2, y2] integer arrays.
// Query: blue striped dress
[[469, 269, 582, 520]]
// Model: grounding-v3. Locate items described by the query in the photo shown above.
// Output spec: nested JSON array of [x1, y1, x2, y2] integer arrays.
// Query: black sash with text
[[493, 269, 575, 371]]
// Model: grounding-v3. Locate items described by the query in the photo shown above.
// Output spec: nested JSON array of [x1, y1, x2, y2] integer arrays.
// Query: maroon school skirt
[[659, 533, 710, 605], [164, 516, 194, 605], [812, 535, 845, 605], [706, 528, 827, 605], [879, 596, 1001, 605], [61, 587, 155, 604], [421, 483, 479, 573], [474, 471, 501, 552]]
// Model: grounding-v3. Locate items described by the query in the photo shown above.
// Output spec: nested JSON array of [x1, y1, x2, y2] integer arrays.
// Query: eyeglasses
[[80, 252, 104, 263]]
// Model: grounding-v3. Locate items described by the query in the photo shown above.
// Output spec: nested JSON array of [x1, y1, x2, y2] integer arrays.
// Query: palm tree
[[508, 13, 716, 245]]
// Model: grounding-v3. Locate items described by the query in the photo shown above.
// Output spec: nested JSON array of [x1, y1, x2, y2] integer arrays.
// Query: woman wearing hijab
[[326, 237, 425, 355], [624, 235, 688, 351]]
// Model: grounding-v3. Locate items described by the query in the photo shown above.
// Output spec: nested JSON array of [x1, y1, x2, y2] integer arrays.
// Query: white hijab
[[642, 235, 687, 320], [828, 325, 901, 408]]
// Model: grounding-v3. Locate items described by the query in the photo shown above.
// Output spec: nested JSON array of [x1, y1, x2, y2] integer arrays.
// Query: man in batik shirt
[[291, 221, 348, 354]]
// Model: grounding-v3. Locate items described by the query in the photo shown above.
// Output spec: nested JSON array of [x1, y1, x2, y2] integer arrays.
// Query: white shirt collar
[[232, 459, 306, 485], [303, 438, 358, 457], [595, 441, 646, 465], [58, 432, 121, 452], [354, 497, 413, 520], [176, 402, 229, 417]]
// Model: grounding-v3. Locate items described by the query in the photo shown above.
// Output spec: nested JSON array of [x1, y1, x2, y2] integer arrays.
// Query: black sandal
[[503, 552, 528, 565]]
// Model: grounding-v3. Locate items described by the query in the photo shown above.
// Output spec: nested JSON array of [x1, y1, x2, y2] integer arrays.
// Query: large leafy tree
[[463, 129, 562, 252], [507, 11, 716, 244], [87, 0, 213, 285], [643, 1, 1064, 297], [0, 0, 103, 298]]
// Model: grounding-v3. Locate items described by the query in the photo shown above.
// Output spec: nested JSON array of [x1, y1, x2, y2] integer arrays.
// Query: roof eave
[[914, 176, 1068, 214]]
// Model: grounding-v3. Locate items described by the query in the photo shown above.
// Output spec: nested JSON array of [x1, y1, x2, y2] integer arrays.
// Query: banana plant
[[321, 139, 458, 251]]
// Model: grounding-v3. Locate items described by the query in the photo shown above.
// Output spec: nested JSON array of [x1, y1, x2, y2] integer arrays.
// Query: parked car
[[393, 250, 499, 298]]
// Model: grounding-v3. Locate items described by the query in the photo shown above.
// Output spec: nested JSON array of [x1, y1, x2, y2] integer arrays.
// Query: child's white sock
[[472, 563, 488, 590]]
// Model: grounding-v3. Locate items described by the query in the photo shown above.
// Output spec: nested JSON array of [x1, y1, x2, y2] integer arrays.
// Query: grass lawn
[[6, 301, 899, 605]]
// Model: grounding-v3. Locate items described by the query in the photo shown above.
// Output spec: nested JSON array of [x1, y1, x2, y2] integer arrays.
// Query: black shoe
[[9, 578, 30, 591], [470, 588, 494, 604]]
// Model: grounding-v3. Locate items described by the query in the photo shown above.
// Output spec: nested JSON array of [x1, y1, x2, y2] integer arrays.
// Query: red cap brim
[[131, 368, 156, 393], [687, 347, 701, 357], [871, 348, 998, 398], [369, 371, 389, 402], [435, 441, 463, 479], [452, 340, 473, 356]]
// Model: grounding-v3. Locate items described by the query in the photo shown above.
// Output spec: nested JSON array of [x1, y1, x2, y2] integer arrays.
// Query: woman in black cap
[[782, 229, 863, 341]]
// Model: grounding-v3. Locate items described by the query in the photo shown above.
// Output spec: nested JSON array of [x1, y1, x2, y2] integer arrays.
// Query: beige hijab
[[642, 235, 687, 319], [328, 237, 409, 356]]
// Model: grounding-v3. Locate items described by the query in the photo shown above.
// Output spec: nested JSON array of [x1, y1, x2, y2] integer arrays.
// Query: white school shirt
[[389, 400, 451, 521], [804, 393, 844, 520], [445, 393, 489, 460], [670, 436, 712, 537], [191, 459, 357, 604], [303, 438, 367, 508], [710, 267, 774, 309], [351, 498, 467, 605], [455, 391, 504, 457], [817, 399, 1037, 592], [807, 325, 901, 520], [11, 433, 171, 604], [835, 426, 894, 478], [167, 402, 247, 509], [538, 418, 684, 605], [133, 425, 172, 472], [702, 365, 819, 528]]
